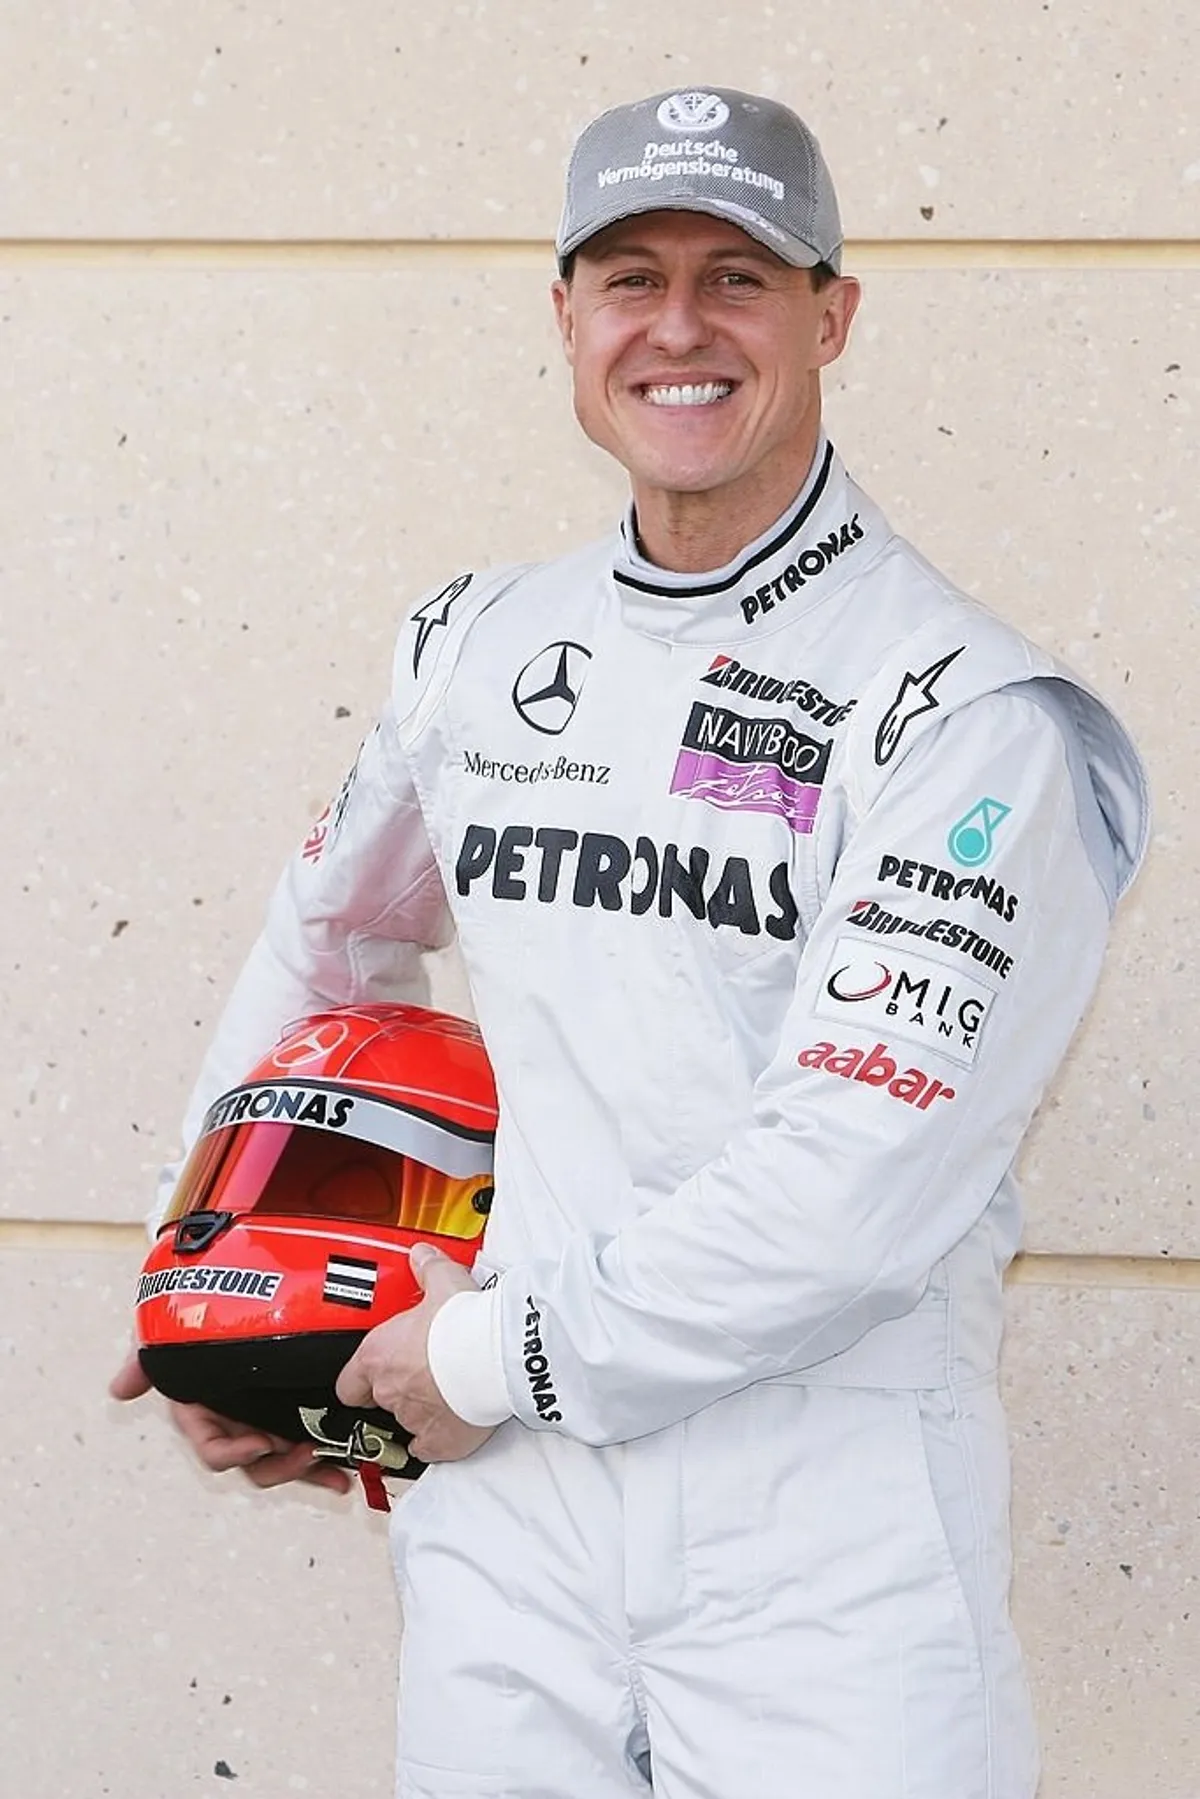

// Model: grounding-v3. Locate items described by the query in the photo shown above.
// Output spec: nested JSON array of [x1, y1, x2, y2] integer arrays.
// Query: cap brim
[[556, 192, 840, 275]]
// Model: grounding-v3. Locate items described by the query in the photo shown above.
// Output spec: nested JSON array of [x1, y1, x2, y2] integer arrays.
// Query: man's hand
[[108, 1350, 352, 1495], [335, 1244, 497, 1464]]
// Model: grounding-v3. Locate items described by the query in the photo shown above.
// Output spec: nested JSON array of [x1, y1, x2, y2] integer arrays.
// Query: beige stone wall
[[1, 6, 1195, 1794]]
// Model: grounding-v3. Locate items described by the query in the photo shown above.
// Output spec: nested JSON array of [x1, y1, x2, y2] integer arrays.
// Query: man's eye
[[717, 271, 760, 289]]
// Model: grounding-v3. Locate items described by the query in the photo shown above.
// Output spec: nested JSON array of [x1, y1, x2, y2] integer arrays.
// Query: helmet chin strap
[[297, 1405, 414, 1511], [357, 1462, 391, 1513]]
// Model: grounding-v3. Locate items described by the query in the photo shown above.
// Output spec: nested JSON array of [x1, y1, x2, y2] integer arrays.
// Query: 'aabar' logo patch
[[797, 1039, 957, 1109]]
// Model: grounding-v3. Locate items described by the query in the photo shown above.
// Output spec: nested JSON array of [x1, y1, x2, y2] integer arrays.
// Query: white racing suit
[[163, 440, 1149, 1798]]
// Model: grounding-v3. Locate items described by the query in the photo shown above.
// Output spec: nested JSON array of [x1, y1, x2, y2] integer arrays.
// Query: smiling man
[[552, 208, 858, 569], [115, 89, 1149, 1799]]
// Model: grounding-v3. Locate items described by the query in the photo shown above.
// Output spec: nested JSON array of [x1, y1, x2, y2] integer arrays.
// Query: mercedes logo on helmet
[[511, 641, 593, 736], [271, 1020, 352, 1067]]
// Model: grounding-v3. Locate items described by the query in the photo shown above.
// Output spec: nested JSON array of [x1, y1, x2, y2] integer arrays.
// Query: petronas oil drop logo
[[948, 797, 1011, 868]]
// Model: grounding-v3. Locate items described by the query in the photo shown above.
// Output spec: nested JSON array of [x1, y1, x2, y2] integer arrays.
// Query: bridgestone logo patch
[[846, 899, 1014, 980], [136, 1266, 282, 1305], [699, 656, 854, 727]]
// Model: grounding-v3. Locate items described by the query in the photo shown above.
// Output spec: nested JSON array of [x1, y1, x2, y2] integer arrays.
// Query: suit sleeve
[[150, 698, 453, 1232], [429, 684, 1119, 1442]]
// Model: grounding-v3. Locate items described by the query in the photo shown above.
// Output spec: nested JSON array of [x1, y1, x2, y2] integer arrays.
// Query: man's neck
[[630, 437, 825, 576]]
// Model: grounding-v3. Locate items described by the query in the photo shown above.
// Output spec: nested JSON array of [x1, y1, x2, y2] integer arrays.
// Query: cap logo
[[656, 91, 730, 133]]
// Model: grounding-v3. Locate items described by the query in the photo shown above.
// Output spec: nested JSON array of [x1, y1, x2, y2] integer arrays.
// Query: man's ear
[[813, 275, 862, 370], [551, 278, 576, 366]]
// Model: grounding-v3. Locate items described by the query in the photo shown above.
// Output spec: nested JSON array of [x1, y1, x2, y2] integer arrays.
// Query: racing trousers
[[391, 1375, 1036, 1798]]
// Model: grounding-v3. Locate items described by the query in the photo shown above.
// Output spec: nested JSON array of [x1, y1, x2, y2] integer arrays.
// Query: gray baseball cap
[[556, 87, 843, 274]]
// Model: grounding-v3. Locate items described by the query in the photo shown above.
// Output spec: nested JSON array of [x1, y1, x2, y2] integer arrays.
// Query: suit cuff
[[426, 1286, 514, 1427]]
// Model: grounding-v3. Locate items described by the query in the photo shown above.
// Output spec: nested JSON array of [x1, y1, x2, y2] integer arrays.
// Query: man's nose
[[644, 282, 714, 356]]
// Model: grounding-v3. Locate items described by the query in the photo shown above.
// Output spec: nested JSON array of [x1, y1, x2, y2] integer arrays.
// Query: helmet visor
[[162, 1081, 494, 1242]]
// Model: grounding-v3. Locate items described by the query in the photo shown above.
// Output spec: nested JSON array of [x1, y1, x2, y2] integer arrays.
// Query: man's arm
[[148, 700, 455, 1232], [426, 685, 1126, 1444], [117, 690, 455, 1483]]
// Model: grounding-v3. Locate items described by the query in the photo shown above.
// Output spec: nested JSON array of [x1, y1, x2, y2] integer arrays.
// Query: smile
[[640, 382, 734, 408]]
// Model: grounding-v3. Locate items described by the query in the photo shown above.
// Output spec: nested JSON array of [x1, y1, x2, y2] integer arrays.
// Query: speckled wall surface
[[1, 5, 1195, 1796]]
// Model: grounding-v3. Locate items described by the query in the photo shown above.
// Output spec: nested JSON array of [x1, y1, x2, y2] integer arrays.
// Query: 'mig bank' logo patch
[[814, 937, 998, 1068]]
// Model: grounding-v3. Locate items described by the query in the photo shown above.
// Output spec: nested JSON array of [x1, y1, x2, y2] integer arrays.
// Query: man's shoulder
[[839, 501, 1047, 684], [841, 543, 1054, 784], [391, 537, 613, 707], [836, 533, 1148, 892]]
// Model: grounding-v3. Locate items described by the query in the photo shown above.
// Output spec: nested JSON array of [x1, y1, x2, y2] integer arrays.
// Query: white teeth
[[643, 381, 733, 407]]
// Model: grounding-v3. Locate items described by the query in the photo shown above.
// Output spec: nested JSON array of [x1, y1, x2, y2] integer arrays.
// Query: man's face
[[552, 211, 859, 515]]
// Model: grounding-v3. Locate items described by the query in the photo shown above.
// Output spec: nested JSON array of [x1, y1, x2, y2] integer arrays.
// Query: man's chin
[[578, 412, 745, 497], [629, 461, 742, 502]]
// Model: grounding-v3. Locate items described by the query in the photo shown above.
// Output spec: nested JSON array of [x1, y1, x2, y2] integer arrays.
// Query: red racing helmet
[[136, 1004, 497, 1496]]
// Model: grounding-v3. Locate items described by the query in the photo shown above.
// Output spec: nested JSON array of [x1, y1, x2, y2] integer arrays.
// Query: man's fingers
[[189, 1432, 277, 1475], [242, 1441, 326, 1489], [334, 1350, 374, 1410], [408, 1416, 497, 1465], [410, 1244, 474, 1301], [298, 1462, 354, 1496], [408, 1242, 444, 1291], [168, 1406, 352, 1491], [108, 1350, 151, 1402], [169, 1400, 279, 1472], [109, 1380, 346, 1493]]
